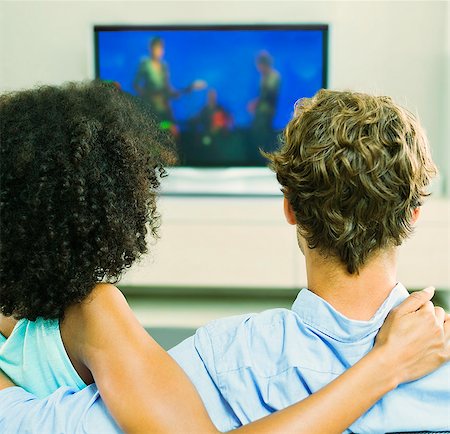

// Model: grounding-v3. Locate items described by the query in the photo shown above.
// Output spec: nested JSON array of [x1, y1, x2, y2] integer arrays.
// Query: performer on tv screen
[[133, 36, 206, 130], [192, 89, 233, 136], [248, 50, 281, 151]]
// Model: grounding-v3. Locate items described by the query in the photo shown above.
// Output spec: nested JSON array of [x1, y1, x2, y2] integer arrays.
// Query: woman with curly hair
[[0, 81, 447, 433]]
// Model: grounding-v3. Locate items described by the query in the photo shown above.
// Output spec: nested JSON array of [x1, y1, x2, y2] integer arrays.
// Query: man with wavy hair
[[1, 90, 449, 433], [171, 90, 449, 432]]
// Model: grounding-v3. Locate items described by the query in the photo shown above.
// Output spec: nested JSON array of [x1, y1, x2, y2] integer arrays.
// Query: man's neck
[[304, 247, 398, 320]]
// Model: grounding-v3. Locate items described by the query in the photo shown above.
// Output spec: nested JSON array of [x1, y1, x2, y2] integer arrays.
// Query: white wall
[[122, 195, 450, 291], [1, 0, 449, 289]]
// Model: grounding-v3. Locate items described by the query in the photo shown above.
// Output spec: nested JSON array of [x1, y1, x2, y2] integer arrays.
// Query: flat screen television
[[94, 25, 328, 195]]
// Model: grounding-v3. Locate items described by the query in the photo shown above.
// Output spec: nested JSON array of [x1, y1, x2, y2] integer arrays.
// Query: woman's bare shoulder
[[65, 283, 126, 320], [60, 283, 130, 383]]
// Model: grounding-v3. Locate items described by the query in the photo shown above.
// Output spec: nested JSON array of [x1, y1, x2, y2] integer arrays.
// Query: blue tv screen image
[[95, 25, 328, 167]]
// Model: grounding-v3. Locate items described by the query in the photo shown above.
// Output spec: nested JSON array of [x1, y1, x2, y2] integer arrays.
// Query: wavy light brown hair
[[265, 89, 437, 274]]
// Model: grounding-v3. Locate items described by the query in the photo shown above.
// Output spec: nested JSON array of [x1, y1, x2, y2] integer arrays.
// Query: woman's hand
[[374, 287, 450, 385]]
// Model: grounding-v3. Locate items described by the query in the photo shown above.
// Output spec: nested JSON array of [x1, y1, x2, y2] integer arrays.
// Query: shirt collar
[[291, 283, 409, 342]]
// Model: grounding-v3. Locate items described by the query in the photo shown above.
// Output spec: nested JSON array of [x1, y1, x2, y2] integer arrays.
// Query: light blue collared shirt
[[0, 283, 449, 433]]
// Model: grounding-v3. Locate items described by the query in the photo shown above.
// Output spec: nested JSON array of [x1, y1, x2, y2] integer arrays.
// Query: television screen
[[95, 25, 328, 169]]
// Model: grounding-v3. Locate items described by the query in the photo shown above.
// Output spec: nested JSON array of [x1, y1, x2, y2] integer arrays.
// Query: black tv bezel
[[93, 24, 329, 89]]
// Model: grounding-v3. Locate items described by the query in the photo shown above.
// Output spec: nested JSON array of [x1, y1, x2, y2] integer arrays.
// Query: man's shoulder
[[201, 307, 297, 341], [194, 308, 304, 377]]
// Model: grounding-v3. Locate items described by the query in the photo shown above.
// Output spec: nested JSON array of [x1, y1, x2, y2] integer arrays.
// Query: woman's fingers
[[444, 317, 450, 338], [434, 306, 446, 325], [441, 318, 450, 360], [394, 287, 435, 315], [416, 300, 435, 315]]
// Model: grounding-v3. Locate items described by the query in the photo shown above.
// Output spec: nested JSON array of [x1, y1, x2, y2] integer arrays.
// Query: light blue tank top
[[0, 318, 86, 398]]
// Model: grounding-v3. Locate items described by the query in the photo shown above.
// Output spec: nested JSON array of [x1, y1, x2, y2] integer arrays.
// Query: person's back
[[172, 90, 450, 432], [171, 283, 450, 433]]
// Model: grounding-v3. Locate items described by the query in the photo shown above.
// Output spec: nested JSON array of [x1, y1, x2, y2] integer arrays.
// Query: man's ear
[[283, 196, 297, 225], [411, 207, 421, 225]]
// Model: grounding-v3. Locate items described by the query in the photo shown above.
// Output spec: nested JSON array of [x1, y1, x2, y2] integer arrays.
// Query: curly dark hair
[[264, 89, 437, 274], [0, 81, 175, 320]]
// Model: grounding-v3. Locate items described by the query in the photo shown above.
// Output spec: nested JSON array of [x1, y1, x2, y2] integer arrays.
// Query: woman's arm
[[61, 284, 218, 434], [59, 284, 449, 434]]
